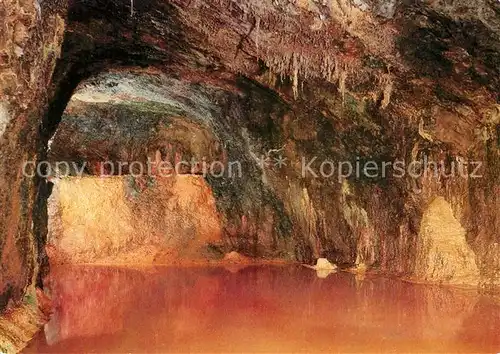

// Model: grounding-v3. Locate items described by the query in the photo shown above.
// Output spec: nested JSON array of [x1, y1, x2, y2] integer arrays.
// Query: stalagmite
[[415, 197, 480, 285], [0, 102, 10, 138]]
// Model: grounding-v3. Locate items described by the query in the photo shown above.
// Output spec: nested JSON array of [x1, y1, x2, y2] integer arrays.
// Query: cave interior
[[0, 0, 499, 352]]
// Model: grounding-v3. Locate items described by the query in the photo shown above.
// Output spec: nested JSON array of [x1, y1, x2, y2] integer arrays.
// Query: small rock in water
[[223, 251, 250, 263], [315, 258, 337, 270]]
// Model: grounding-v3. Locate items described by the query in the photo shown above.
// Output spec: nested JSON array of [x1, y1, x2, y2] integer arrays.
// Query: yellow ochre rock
[[303, 258, 338, 278], [414, 197, 480, 286]]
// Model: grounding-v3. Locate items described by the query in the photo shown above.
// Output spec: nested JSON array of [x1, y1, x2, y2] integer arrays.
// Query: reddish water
[[25, 265, 499, 353]]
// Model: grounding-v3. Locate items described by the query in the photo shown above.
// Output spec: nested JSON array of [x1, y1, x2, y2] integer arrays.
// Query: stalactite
[[380, 73, 393, 109], [292, 53, 299, 99], [340, 181, 375, 269], [255, 16, 261, 54], [338, 65, 347, 104], [300, 188, 319, 258], [263, 50, 349, 102], [321, 55, 335, 82], [418, 119, 434, 142]]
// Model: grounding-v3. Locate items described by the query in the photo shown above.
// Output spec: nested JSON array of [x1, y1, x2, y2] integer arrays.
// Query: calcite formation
[[0, 102, 10, 137], [415, 197, 480, 286]]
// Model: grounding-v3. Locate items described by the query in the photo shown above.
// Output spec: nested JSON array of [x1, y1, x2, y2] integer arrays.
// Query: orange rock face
[[47, 175, 222, 265]]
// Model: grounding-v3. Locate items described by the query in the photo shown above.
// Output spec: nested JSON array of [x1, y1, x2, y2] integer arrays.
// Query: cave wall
[[0, 0, 66, 312], [46, 68, 499, 290], [47, 175, 222, 264], [42, 1, 496, 290]]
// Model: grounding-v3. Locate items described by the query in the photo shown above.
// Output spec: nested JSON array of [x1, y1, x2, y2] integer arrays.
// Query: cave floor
[[24, 264, 499, 353]]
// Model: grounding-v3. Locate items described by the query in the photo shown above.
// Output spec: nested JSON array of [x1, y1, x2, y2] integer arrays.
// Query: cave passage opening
[[35, 66, 307, 272], [38, 68, 252, 267]]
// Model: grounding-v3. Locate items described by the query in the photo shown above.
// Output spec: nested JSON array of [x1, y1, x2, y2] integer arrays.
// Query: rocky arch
[[41, 69, 300, 266]]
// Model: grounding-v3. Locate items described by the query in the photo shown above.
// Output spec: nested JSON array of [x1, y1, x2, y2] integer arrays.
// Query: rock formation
[[414, 197, 480, 286], [0, 2, 499, 348]]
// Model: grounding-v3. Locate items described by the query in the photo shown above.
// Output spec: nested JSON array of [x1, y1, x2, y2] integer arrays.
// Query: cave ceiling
[[48, 0, 498, 156]]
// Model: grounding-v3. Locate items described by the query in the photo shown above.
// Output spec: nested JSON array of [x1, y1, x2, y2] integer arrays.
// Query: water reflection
[[25, 265, 500, 353]]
